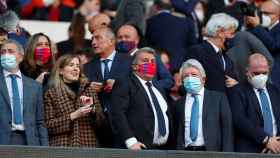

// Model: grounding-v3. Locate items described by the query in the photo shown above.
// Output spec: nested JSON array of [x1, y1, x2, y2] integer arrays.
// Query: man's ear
[[132, 64, 138, 71]]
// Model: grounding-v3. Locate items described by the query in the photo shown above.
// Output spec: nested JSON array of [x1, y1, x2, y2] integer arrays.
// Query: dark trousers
[[10, 131, 27, 145]]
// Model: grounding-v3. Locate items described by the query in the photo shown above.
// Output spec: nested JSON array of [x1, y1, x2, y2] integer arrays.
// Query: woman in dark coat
[[44, 54, 105, 147]]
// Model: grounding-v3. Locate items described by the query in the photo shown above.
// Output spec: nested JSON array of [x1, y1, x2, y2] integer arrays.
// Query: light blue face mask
[[1, 54, 17, 71], [183, 76, 202, 94]]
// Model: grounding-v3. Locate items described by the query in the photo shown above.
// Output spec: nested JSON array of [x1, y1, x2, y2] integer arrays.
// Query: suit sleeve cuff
[[125, 137, 138, 149]]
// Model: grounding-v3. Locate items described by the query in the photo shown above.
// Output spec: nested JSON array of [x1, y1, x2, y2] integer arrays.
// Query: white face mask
[[249, 74, 268, 89], [261, 14, 272, 28], [195, 10, 205, 23]]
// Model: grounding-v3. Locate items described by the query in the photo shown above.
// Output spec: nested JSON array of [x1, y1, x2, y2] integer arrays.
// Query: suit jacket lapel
[[203, 41, 224, 72], [202, 89, 210, 145], [247, 85, 263, 120], [0, 69, 11, 107], [131, 74, 154, 112], [22, 75, 30, 117], [94, 59, 103, 82], [109, 53, 120, 79], [266, 84, 280, 125]]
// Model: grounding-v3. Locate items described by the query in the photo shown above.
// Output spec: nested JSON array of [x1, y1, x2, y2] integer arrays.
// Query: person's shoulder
[[84, 57, 99, 67], [22, 74, 40, 86]]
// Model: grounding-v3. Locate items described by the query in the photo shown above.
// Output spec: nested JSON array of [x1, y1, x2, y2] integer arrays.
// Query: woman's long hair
[[48, 54, 87, 95], [69, 13, 86, 53], [23, 33, 55, 74]]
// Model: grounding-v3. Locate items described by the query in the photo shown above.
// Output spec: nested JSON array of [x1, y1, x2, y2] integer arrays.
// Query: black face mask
[[224, 37, 235, 50]]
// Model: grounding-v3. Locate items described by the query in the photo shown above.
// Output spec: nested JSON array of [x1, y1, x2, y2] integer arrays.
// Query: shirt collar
[[100, 50, 116, 62], [134, 73, 153, 86], [130, 48, 139, 56], [158, 10, 171, 14], [207, 40, 220, 53], [269, 20, 279, 30], [3, 69, 22, 79], [187, 87, 205, 97], [236, 0, 250, 4], [253, 86, 268, 93]]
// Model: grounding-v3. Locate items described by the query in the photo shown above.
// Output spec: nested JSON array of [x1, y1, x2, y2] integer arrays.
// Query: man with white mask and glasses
[[228, 53, 280, 153], [245, 0, 280, 89], [174, 59, 233, 151]]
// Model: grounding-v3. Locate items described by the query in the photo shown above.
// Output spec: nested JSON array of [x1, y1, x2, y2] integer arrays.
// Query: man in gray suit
[[0, 39, 48, 145], [175, 59, 233, 151], [227, 31, 274, 83]]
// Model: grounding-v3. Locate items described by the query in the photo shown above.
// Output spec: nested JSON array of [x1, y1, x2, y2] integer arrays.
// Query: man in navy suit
[[0, 39, 48, 145], [84, 27, 131, 147], [228, 53, 280, 153], [116, 24, 174, 91], [175, 59, 233, 151], [111, 47, 173, 150], [145, 0, 197, 72], [185, 13, 239, 92], [245, 0, 280, 89]]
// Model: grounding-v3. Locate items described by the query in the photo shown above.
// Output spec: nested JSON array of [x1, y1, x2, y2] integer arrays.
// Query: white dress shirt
[[253, 87, 277, 136], [100, 50, 116, 79], [185, 87, 205, 147], [3, 69, 25, 131], [125, 74, 169, 148]]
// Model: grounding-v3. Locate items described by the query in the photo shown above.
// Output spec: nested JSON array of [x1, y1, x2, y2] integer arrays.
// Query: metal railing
[[0, 145, 279, 158]]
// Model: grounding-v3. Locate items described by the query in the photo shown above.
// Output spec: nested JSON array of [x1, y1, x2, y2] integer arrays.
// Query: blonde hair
[[48, 54, 87, 95]]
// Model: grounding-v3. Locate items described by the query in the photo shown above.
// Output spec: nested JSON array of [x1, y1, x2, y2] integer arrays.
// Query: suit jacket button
[[8, 121, 11, 124]]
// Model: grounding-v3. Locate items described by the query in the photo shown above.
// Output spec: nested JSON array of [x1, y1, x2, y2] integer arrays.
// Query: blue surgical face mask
[[183, 76, 202, 94], [1, 54, 17, 71]]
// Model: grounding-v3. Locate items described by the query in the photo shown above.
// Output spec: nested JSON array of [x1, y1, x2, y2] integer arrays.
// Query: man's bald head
[[117, 24, 140, 45], [88, 13, 111, 34], [247, 53, 270, 78]]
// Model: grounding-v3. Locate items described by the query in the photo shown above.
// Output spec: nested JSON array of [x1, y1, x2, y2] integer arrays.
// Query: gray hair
[[0, 10, 19, 32], [180, 59, 206, 78], [1, 39, 24, 54], [205, 13, 239, 37], [132, 47, 156, 65]]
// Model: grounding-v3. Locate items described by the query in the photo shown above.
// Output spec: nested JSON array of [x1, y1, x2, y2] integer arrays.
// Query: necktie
[[146, 81, 166, 136], [10, 74, 22, 125], [190, 94, 199, 141], [258, 89, 273, 136], [102, 59, 110, 81]]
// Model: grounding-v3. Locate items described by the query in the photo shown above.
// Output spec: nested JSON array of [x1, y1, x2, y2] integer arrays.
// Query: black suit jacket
[[174, 88, 234, 151], [185, 41, 237, 92], [146, 12, 197, 72], [228, 83, 280, 153], [110, 74, 174, 149], [83, 52, 132, 147]]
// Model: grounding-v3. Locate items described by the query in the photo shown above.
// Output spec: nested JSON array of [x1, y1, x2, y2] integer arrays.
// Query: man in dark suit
[[175, 59, 233, 151], [0, 39, 48, 145], [228, 53, 280, 153], [84, 27, 131, 147], [116, 24, 174, 91], [111, 47, 173, 150], [145, 0, 197, 72], [185, 13, 239, 92], [245, 0, 280, 89]]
